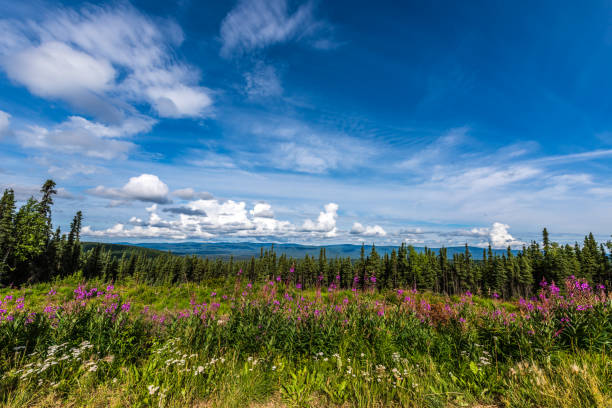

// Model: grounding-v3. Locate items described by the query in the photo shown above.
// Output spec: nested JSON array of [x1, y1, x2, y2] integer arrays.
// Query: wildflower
[[148, 385, 159, 395], [276, 276, 281, 282], [47, 289, 56, 296], [106, 285, 114, 292], [121, 302, 131, 312]]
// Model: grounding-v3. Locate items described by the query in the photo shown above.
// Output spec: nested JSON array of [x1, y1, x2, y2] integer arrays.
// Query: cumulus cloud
[[301, 203, 338, 237], [0, 110, 10, 137], [82, 200, 342, 240], [90, 174, 171, 204], [350, 222, 387, 237], [250, 202, 274, 218], [443, 222, 525, 248]]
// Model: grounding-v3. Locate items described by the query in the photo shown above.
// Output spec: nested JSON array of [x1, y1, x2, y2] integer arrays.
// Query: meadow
[[0, 273, 609, 408]]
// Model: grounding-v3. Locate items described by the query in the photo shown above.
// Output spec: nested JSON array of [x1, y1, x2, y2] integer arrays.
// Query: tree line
[[1, 180, 611, 297]]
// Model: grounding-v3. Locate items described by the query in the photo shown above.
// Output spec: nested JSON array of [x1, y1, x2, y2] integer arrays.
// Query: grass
[[0, 275, 609, 407]]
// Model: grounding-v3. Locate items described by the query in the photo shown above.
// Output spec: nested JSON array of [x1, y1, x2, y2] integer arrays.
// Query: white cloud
[[145, 85, 212, 119], [443, 222, 525, 248], [48, 163, 99, 179], [83, 200, 342, 241], [250, 202, 274, 218], [248, 120, 375, 174], [488, 222, 524, 248], [0, 110, 10, 137], [90, 174, 171, 204], [244, 62, 283, 98], [15, 116, 151, 160], [219, 0, 333, 57], [301, 203, 338, 237], [0, 3, 212, 155], [4, 41, 115, 99], [350, 222, 387, 237]]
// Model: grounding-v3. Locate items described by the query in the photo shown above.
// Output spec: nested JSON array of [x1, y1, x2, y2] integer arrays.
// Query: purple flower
[[121, 302, 131, 312], [276, 276, 281, 282], [106, 285, 114, 292], [210, 292, 216, 297], [289, 267, 295, 273], [296, 283, 302, 290], [47, 289, 57, 296], [370, 276, 377, 283]]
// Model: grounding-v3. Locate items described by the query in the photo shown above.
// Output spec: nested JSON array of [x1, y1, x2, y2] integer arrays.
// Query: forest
[[1, 180, 610, 297]]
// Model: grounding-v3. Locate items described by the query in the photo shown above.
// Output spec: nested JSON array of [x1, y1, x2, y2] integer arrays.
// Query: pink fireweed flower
[[238, 268, 243, 275], [296, 283, 302, 290], [370, 276, 376, 283], [47, 289, 56, 296], [290, 267, 295, 273], [492, 292, 500, 299], [246, 283, 253, 289], [106, 285, 114, 292], [4, 295, 13, 301], [121, 302, 131, 312], [276, 276, 281, 282], [210, 292, 216, 297], [15, 303, 24, 310], [343, 298, 349, 305]]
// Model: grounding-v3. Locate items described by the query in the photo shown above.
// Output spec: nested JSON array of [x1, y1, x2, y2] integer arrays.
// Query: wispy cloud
[[0, 110, 10, 137], [219, 0, 334, 58], [243, 61, 283, 99]]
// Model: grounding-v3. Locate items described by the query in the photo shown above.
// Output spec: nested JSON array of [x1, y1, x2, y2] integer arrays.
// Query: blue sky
[[1, 0, 611, 248]]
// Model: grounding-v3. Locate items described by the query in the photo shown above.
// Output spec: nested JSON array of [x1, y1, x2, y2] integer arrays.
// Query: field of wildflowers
[[0, 274, 610, 408]]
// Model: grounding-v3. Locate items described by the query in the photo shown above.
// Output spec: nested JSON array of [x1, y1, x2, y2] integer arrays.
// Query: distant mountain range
[[93, 242, 519, 260]]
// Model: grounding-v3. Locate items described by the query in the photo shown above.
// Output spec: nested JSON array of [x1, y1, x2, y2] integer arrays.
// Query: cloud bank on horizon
[[0, 0, 611, 248]]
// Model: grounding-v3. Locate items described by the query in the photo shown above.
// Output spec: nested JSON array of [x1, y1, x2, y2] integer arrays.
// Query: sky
[[0, 0, 611, 248]]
